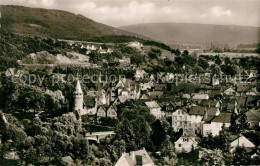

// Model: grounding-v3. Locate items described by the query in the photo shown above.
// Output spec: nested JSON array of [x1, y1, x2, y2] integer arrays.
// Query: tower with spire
[[74, 80, 84, 114]]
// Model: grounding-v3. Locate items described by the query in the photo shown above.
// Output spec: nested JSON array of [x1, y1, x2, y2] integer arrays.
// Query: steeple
[[74, 80, 83, 94]]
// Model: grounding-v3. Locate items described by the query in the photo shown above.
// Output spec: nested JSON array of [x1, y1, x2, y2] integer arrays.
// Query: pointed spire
[[75, 80, 83, 94]]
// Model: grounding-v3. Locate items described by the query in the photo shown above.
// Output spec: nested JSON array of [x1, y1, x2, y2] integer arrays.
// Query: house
[[221, 99, 238, 113], [145, 101, 162, 119], [230, 135, 255, 153], [202, 113, 232, 136], [189, 106, 220, 134], [118, 96, 131, 104], [246, 88, 259, 96], [61, 156, 74, 166], [154, 84, 167, 91], [140, 94, 149, 100], [245, 109, 260, 128], [127, 41, 143, 50], [224, 87, 236, 96], [97, 106, 106, 118], [5, 68, 25, 77], [107, 48, 113, 53], [116, 78, 141, 100], [211, 76, 220, 86], [107, 105, 117, 118], [149, 91, 164, 99], [182, 94, 191, 99], [172, 108, 191, 132], [115, 148, 155, 166], [192, 93, 209, 101], [174, 130, 197, 153], [118, 56, 131, 65], [135, 69, 146, 80], [237, 84, 251, 96], [200, 100, 221, 108]]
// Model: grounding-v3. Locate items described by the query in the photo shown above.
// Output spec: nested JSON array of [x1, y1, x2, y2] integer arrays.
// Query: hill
[[119, 23, 260, 46], [0, 5, 142, 41]]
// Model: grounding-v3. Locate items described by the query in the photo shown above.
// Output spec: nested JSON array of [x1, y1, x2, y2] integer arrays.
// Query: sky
[[1, 0, 260, 27]]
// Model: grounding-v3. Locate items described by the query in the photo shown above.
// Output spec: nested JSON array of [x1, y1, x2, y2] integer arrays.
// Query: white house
[[127, 41, 143, 50], [230, 135, 255, 153], [145, 101, 162, 119], [135, 69, 147, 80], [172, 108, 191, 132], [246, 88, 258, 96], [107, 105, 117, 118], [115, 148, 155, 166], [174, 130, 197, 153], [97, 106, 106, 118], [202, 113, 231, 136]]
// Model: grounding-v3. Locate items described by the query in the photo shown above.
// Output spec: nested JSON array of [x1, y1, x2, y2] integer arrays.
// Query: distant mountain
[[0, 5, 142, 41], [120, 23, 260, 46]]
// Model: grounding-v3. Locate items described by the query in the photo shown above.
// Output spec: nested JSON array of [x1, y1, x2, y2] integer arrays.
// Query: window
[[178, 111, 180, 114], [179, 144, 182, 147]]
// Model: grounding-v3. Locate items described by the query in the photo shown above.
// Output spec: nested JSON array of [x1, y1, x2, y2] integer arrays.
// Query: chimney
[[204, 107, 208, 120], [130, 151, 135, 161]]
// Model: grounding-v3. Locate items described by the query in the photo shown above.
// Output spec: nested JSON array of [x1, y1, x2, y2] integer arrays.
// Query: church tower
[[74, 80, 84, 113]]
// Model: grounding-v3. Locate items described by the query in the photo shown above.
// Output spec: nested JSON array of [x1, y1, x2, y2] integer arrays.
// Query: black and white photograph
[[0, 0, 259, 165]]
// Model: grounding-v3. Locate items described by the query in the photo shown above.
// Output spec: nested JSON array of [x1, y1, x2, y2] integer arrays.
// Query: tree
[[221, 65, 237, 76], [175, 49, 181, 56], [231, 111, 249, 133], [182, 50, 189, 56], [214, 56, 222, 65], [199, 149, 225, 166], [215, 125, 231, 152], [160, 135, 176, 158], [115, 119, 137, 151], [224, 57, 232, 65], [232, 146, 251, 165], [252, 146, 260, 164], [210, 64, 221, 76], [131, 54, 143, 66], [150, 120, 166, 151], [198, 58, 208, 70], [148, 51, 157, 59]]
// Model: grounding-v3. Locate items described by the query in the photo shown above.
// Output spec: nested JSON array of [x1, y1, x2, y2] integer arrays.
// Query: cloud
[[210, 6, 232, 17], [0, 0, 259, 27]]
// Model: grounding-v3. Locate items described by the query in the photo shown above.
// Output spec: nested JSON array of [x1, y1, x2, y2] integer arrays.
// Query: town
[[0, 31, 259, 165], [0, 4, 260, 166]]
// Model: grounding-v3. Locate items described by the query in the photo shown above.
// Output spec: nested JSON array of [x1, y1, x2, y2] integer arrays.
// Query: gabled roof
[[145, 101, 160, 108], [174, 107, 189, 114], [115, 149, 155, 166], [182, 94, 191, 99], [118, 96, 131, 103], [192, 93, 209, 100], [189, 106, 218, 116], [201, 100, 219, 107], [246, 109, 260, 122], [224, 87, 236, 93], [149, 91, 164, 96], [237, 84, 250, 92], [189, 106, 205, 116], [210, 113, 232, 123]]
